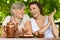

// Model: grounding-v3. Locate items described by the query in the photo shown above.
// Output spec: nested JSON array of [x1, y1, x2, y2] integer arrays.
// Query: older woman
[[1, 2, 32, 38], [29, 1, 59, 38]]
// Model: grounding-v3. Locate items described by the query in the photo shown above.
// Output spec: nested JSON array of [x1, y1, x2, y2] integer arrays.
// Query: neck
[[13, 16, 22, 23], [36, 14, 46, 21], [36, 13, 43, 20]]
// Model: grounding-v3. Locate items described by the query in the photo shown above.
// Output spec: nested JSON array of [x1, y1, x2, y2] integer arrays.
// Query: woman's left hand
[[49, 8, 56, 21], [50, 8, 56, 18]]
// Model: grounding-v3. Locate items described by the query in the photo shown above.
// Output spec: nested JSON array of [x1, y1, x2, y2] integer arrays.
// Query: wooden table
[[0, 38, 60, 40]]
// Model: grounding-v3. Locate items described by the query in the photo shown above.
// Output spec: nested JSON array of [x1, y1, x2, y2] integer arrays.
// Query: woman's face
[[12, 7, 25, 19], [30, 4, 40, 18]]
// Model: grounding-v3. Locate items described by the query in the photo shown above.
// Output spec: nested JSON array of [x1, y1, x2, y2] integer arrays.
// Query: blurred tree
[[0, 0, 60, 23]]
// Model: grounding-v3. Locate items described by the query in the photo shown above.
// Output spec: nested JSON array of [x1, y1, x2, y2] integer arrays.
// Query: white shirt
[[30, 16, 54, 38], [2, 14, 30, 29]]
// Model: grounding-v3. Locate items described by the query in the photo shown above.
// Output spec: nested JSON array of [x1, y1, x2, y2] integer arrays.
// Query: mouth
[[32, 12, 36, 15]]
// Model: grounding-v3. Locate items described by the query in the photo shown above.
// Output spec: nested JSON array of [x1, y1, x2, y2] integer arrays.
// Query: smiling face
[[30, 4, 40, 18], [12, 7, 25, 19]]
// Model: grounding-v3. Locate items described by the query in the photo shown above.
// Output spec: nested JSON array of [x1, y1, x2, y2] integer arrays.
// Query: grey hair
[[10, 2, 25, 15]]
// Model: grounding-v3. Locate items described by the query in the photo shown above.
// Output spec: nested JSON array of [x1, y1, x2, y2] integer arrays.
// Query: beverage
[[4, 21, 18, 38], [38, 32, 44, 38]]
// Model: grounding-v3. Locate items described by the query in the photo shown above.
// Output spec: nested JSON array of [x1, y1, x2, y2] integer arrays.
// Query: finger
[[50, 9, 56, 17], [52, 8, 56, 16]]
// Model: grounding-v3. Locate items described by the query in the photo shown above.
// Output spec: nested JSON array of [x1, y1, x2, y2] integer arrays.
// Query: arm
[[51, 20, 59, 37], [1, 26, 7, 38], [23, 14, 32, 35], [1, 16, 10, 37], [38, 21, 51, 33], [24, 21, 32, 35], [49, 8, 59, 37]]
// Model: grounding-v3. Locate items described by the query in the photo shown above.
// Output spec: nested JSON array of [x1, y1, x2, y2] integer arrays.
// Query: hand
[[1, 32, 7, 38], [49, 8, 56, 22], [1, 27, 7, 38], [15, 29, 23, 37], [22, 27, 27, 33], [50, 8, 56, 18], [38, 30, 44, 34], [18, 29, 23, 34]]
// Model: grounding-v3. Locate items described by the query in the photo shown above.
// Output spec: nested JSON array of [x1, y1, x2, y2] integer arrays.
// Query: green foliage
[[0, 0, 60, 23]]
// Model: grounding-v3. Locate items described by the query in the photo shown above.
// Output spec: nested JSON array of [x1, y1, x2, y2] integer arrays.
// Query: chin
[[33, 16, 37, 19], [20, 16, 23, 19], [17, 16, 23, 19], [33, 15, 37, 18], [20, 17, 23, 19]]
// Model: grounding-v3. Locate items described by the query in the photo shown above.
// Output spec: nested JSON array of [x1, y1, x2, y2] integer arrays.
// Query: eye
[[33, 8, 35, 10]]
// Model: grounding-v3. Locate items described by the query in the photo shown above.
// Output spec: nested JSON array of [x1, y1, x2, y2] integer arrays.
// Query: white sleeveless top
[[2, 14, 30, 29], [30, 16, 54, 38]]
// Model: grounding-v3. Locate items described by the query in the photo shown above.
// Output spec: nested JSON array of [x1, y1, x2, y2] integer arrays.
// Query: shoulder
[[30, 18, 35, 23], [3, 16, 11, 22], [45, 16, 49, 21], [2, 16, 11, 26], [23, 14, 30, 21], [30, 18, 34, 21], [24, 14, 30, 18], [46, 16, 49, 18], [4, 16, 11, 20]]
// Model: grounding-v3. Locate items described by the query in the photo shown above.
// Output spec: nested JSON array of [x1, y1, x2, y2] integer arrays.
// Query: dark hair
[[29, 1, 43, 15]]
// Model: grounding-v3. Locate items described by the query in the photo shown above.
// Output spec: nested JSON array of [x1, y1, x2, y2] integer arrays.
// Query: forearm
[[39, 22, 51, 33], [25, 21, 32, 34], [51, 20, 59, 37], [2, 27, 6, 34], [1, 26, 7, 37]]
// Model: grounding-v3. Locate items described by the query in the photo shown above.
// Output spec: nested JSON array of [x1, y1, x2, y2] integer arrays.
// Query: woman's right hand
[[1, 26, 7, 38], [1, 31, 7, 38]]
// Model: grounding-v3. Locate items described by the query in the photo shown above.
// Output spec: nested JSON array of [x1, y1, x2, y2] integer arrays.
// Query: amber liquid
[[38, 34, 44, 38]]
